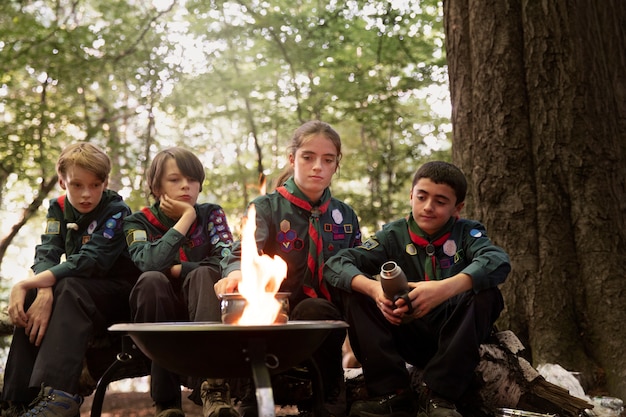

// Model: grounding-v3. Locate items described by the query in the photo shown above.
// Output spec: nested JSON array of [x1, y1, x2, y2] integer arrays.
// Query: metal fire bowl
[[109, 320, 348, 378]]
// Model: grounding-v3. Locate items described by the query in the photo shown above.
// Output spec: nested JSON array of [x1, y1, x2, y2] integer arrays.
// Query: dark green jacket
[[325, 216, 510, 293], [222, 179, 362, 305], [123, 202, 233, 280], [33, 190, 136, 280]]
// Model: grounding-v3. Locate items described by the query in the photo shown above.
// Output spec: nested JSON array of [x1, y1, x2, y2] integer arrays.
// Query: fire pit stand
[[109, 320, 348, 417]]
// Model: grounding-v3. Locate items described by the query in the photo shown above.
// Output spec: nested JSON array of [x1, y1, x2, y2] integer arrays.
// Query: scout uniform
[[2, 190, 138, 403], [124, 202, 233, 280], [324, 214, 511, 403], [222, 177, 362, 306], [221, 176, 362, 412], [123, 201, 233, 407]]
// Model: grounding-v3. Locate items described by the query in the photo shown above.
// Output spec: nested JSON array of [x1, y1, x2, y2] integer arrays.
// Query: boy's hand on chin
[[160, 194, 194, 220]]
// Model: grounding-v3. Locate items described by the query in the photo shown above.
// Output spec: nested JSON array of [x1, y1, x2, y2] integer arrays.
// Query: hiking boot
[[20, 385, 82, 417], [323, 376, 347, 417], [155, 403, 185, 417], [418, 398, 462, 417], [348, 388, 417, 417], [2, 403, 27, 417], [416, 387, 462, 417], [201, 379, 239, 417], [155, 407, 185, 417], [238, 388, 257, 417]]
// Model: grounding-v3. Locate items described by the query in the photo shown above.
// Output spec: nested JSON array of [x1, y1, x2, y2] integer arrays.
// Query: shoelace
[[24, 394, 53, 416], [430, 398, 456, 409], [376, 392, 399, 405], [23, 389, 51, 415], [23, 389, 79, 416], [204, 388, 230, 405]]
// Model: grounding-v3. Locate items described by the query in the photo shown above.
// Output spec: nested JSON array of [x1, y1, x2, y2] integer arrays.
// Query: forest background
[[1, 0, 625, 403]]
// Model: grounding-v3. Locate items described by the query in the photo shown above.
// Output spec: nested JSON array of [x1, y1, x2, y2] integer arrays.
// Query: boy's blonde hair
[[56, 143, 111, 182]]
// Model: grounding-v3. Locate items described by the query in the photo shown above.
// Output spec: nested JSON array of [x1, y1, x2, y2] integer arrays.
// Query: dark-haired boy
[[325, 161, 511, 417]]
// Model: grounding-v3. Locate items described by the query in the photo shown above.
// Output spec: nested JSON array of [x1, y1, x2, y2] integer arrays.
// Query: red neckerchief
[[141, 206, 198, 262], [276, 186, 332, 300], [407, 215, 454, 281]]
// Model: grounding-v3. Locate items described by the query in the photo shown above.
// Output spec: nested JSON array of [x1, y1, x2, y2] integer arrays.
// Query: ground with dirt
[[79, 384, 300, 417]]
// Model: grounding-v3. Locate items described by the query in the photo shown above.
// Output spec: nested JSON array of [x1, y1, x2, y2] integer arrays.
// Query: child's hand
[[375, 288, 405, 326], [406, 273, 472, 319], [405, 280, 446, 318], [24, 288, 53, 346], [8, 282, 28, 327], [160, 194, 195, 220], [215, 273, 241, 295]]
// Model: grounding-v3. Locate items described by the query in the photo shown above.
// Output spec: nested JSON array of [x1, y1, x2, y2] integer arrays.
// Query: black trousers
[[289, 297, 346, 400], [129, 266, 221, 404], [2, 276, 133, 403], [341, 287, 504, 401]]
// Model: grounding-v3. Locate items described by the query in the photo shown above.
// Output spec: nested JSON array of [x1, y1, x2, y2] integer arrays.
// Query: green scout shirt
[[123, 202, 233, 280], [324, 216, 510, 293], [33, 189, 136, 280], [221, 178, 362, 305]]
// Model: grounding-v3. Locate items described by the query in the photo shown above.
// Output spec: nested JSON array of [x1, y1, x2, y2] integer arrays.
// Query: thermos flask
[[380, 261, 410, 300], [380, 260, 414, 320]]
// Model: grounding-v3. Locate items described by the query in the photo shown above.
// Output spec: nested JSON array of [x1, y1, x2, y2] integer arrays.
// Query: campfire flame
[[237, 203, 287, 325]]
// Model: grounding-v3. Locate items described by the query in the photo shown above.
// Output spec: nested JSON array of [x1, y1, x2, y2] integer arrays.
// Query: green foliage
[[0, 0, 451, 269], [161, 0, 451, 231]]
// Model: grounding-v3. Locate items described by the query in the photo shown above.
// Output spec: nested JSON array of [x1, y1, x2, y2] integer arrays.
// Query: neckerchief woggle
[[276, 177, 332, 300], [407, 214, 455, 281], [60, 190, 120, 256]]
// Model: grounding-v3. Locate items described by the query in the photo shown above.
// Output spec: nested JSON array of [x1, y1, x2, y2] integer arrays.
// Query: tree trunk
[[0, 176, 57, 264], [444, 0, 626, 400]]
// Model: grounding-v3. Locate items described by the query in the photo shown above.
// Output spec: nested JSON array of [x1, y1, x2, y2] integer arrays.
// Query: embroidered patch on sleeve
[[45, 220, 61, 234], [360, 238, 379, 250], [126, 230, 147, 246]]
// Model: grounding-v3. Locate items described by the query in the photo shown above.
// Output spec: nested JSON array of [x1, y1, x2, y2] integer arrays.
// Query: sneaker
[[20, 385, 82, 417], [348, 389, 417, 417], [201, 379, 239, 417]]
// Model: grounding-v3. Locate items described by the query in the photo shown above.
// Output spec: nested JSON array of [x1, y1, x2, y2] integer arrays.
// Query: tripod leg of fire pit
[[247, 339, 276, 417]]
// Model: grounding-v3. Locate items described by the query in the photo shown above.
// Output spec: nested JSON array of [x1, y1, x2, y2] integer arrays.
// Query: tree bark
[[444, 0, 626, 400]]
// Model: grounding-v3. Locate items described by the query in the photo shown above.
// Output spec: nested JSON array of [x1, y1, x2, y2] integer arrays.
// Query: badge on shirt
[[103, 218, 118, 239], [405, 243, 417, 255], [331, 209, 343, 224], [360, 238, 379, 250], [45, 220, 61, 234], [127, 229, 148, 246], [443, 239, 457, 256], [277, 219, 298, 253], [87, 220, 98, 235]]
